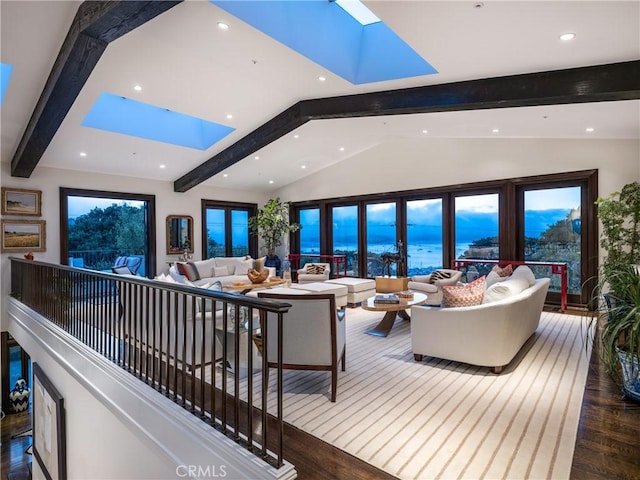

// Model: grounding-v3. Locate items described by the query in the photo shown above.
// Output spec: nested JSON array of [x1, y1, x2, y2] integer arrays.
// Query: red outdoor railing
[[287, 254, 347, 278], [451, 258, 568, 312]]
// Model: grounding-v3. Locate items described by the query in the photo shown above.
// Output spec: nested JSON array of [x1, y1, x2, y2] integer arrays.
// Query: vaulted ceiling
[[2, 1, 639, 193]]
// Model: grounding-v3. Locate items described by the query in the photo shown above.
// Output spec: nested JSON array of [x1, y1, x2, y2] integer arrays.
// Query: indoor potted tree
[[588, 181, 640, 401], [248, 197, 300, 276]]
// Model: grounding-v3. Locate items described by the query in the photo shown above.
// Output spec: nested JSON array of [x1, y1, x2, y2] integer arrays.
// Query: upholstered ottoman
[[290, 282, 348, 309], [325, 278, 376, 307], [246, 286, 309, 298]]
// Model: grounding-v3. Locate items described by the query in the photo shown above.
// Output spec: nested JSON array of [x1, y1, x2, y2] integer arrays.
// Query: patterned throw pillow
[[492, 264, 513, 277], [428, 269, 453, 284], [306, 264, 326, 275], [442, 275, 486, 307], [177, 262, 200, 281]]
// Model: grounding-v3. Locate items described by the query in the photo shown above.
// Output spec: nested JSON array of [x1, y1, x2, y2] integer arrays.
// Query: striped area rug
[[203, 309, 591, 480]]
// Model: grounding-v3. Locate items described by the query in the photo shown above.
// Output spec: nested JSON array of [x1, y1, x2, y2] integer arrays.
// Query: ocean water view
[[309, 242, 473, 275]]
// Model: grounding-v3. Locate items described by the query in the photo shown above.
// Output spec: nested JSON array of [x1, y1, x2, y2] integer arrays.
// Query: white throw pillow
[[194, 258, 217, 279], [202, 281, 224, 312], [168, 264, 187, 283], [485, 270, 501, 287], [511, 265, 536, 287], [232, 256, 254, 276], [214, 257, 238, 275], [213, 266, 229, 277], [483, 276, 530, 304]]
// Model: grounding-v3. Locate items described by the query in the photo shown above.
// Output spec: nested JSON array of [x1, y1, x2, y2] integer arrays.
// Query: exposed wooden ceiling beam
[[174, 60, 640, 193], [10, 0, 182, 178]]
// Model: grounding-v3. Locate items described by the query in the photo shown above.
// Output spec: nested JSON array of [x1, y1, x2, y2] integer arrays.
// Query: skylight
[[82, 93, 235, 150], [211, 1, 436, 84], [1, 63, 14, 106], [334, 0, 380, 25]]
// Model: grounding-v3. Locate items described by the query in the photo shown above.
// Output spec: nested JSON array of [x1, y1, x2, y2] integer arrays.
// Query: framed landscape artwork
[[1, 187, 42, 216], [33, 363, 67, 480], [1, 219, 46, 253]]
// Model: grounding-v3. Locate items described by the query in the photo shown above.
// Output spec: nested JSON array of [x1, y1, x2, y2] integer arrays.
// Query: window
[[365, 202, 397, 278], [206, 208, 226, 257], [231, 210, 249, 257], [290, 170, 597, 307], [455, 193, 500, 263], [523, 186, 582, 296], [201, 200, 256, 259], [299, 208, 320, 254], [332, 205, 359, 276], [60, 188, 156, 277], [406, 198, 443, 276]]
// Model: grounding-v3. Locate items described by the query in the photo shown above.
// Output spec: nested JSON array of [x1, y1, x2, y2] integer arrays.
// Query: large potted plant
[[248, 197, 300, 276], [588, 181, 640, 401]]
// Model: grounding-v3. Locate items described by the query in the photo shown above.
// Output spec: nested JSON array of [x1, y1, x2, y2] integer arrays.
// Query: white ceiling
[[1, 1, 639, 192]]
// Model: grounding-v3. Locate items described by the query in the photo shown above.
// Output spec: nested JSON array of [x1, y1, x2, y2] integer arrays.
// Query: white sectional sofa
[[411, 268, 550, 374], [169, 256, 274, 287]]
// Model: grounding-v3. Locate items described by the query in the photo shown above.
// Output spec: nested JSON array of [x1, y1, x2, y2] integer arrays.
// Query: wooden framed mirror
[[166, 215, 193, 254]]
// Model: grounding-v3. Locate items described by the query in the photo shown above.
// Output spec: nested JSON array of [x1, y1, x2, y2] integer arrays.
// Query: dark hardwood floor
[[3, 339, 639, 480], [569, 342, 640, 480], [1, 409, 31, 480]]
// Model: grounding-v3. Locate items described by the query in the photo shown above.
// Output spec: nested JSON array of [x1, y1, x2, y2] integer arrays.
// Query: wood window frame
[[200, 199, 257, 259], [291, 169, 598, 307], [59, 187, 157, 278]]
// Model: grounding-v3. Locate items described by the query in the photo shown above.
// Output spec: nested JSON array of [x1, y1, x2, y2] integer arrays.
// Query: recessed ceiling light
[[293, 134, 299, 139], [586, 127, 595, 133], [133, 84, 142, 92], [217, 22, 229, 30], [339, 147, 345, 151], [159, 164, 166, 169], [559, 32, 576, 41], [318, 76, 326, 82], [79, 152, 87, 157], [492, 128, 500, 133], [254, 156, 260, 160], [223, 173, 228, 177], [301, 165, 306, 169], [226, 114, 233, 119], [269, 180, 274, 184], [422, 129, 428, 134]]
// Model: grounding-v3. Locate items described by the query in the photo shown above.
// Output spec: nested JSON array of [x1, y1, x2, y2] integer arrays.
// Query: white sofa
[[411, 275, 550, 373], [170, 256, 275, 287]]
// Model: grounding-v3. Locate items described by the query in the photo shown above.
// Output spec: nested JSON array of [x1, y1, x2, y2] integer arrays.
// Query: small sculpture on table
[[381, 240, 407, 277]]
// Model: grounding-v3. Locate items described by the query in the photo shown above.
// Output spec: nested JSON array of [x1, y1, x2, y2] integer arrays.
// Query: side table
[[375, 276, 409, 293]]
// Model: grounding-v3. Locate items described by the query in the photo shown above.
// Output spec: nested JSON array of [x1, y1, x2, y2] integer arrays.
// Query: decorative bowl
[[248, 269, 269, 284]]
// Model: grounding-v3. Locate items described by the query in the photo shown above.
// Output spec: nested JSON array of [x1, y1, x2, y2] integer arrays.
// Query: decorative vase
[[265, 255, 282, 277], [282, 259, 292, 286], [9, 378, 31, 413], [618, 348, 640, 402]]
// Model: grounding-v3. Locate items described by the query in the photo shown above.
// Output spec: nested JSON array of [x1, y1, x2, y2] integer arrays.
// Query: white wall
[[9, 299, 296, 480], [0, 163, 269, 330], [275, 138, 640, 201]]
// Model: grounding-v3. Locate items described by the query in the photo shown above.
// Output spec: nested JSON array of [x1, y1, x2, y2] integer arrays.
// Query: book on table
[[374, 293, 400, 304]]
